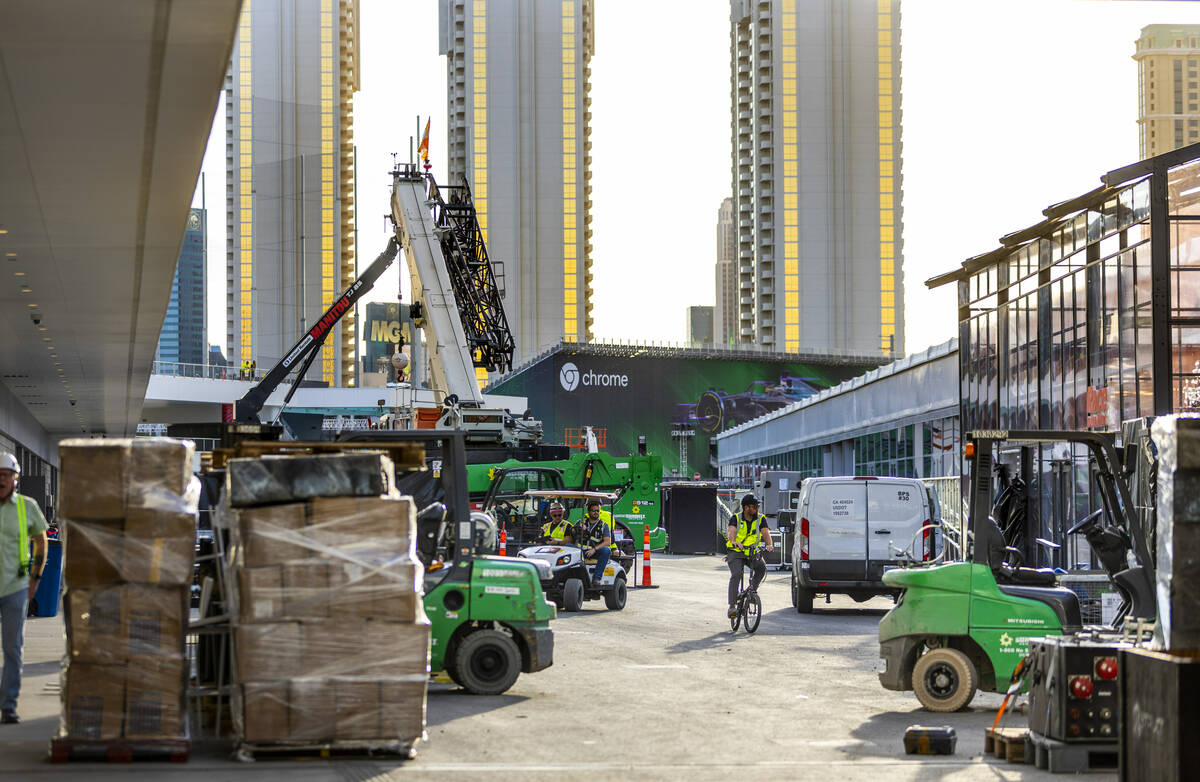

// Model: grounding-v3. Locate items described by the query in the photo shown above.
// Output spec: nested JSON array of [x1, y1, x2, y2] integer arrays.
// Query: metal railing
[[151, 361, 260, 381], [923, 475, 966, 560]]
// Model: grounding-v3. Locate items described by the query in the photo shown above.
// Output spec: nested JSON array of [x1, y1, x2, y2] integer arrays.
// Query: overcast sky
[[196, 0, 1200, 361]]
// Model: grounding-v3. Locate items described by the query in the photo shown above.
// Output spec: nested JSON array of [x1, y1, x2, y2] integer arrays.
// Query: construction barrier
[[635, 524, 659, 589]]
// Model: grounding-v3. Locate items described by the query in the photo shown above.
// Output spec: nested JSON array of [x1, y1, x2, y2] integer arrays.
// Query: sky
[[195, 0, 1200, 362]]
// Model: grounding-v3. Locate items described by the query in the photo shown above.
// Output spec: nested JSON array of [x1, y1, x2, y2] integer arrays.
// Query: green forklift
[[877, 429, 1155, 711], [339, 430, 556, 695]]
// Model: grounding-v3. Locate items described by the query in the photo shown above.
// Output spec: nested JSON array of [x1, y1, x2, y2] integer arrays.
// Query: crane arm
[[234, 237, 400, 423]]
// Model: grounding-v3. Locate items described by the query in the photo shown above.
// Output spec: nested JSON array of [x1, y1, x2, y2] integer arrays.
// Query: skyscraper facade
[[440, 0, 594, 367], [1134, 24, 1200, 159], [226, 0, 360, 386], [715, 197, 737, 346], [730, 0, 903, 358], [156, 208, 207, 366]]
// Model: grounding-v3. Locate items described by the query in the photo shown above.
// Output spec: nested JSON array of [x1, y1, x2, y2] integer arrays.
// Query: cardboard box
[[63, 664, 125, 739], [326, 560, 421, 621], [63, 519, 124, 588], [237, 503, 310, 566], [65, 586, 127, 664], [124, 585, 187, 659], [241, 682, 290, 742], [128, 438, 194, 504], [123, 657, 185, 738], [123, 509, 196, 585], [307, 497, 414, 561], [226, 453, 394, 507], [288, 678, 335, 741], [363, 621, 431, 678], [283, 561, 330, 619], [334, 677, 380, 740], [235, 622, 302, 682], [59, 439, 129, 520], [236, 565, 284, 622], [378, 678, 427, 742]]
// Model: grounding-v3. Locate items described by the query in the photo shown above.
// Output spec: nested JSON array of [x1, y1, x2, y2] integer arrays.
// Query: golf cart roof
[[523, 490, 618, 502]]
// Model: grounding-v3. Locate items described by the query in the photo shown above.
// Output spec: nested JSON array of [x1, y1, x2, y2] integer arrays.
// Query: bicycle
[[728, 544, 765, 634]]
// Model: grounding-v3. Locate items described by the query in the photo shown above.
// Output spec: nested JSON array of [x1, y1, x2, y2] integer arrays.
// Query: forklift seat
[[996, 584, 1082, 633]]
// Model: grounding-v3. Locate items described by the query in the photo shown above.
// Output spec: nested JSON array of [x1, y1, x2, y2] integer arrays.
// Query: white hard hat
[[0, 453, 18, 474]]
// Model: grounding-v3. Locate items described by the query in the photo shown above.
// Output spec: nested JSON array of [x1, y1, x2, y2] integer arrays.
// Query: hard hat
[[741, 493, 758, 507], [0, 452, 18, 474]]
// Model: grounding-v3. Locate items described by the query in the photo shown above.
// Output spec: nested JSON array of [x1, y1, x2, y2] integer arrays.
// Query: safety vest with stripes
[[727, 510, 765, 551]]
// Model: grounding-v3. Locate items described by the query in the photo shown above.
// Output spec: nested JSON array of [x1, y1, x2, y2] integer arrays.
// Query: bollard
[[636, 524, 659, 589], [499, 522, 507, 556]]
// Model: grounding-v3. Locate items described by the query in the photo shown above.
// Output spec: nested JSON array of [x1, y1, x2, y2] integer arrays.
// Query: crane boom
[[391, 167, 487, 406]]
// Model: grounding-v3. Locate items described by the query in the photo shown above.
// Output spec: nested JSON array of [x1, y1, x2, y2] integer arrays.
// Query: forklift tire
[[792, 572, 814, 614], [912, 647, 977, 712], [563, 578, 584, 612], [453, 629, 522, 695], [604, 574, 627, 610]]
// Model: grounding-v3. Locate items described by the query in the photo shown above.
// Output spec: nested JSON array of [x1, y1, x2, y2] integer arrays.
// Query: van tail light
[[799, 518, 809, 560], [922, 523, 932, 561]]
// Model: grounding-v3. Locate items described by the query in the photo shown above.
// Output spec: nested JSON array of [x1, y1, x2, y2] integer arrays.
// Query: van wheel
[[913, 647, 977, 712], [563, 578, 584, 612], [792, 573, 814, 613]]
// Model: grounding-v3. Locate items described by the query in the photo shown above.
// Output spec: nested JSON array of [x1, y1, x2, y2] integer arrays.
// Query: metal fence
[[151, 360, 266, 381], [923, 475, 965, 561]]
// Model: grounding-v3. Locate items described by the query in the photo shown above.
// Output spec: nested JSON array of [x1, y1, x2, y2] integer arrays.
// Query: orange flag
[[417, 118, 430, 163]]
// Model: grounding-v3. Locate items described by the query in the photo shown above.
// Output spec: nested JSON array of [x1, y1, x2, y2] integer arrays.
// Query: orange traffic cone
[[636, 524, 659, 589], [499, 522, 507, 556]]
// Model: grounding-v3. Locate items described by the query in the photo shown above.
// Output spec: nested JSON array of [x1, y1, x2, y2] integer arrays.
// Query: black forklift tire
[[453, 629, 522, 695], [604, 575, 627, 610], [912, 647, 977, 712], [563, 578, 584, 612]]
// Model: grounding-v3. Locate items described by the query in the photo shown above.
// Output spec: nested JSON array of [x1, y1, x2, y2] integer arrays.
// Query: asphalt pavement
[[0, 554, 1115, 781]]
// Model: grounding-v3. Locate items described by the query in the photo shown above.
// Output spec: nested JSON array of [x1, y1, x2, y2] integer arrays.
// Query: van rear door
[[866, 481, 926, 579], [805, 481, 867, 581]]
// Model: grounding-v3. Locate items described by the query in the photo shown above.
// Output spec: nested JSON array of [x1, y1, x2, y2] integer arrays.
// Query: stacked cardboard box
[[224, 453, 429, 747], [56, 438, 197, 741]]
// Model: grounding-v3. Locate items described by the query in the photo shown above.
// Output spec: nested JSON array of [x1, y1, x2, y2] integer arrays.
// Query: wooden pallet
[[235, 738, 417, 762], [984, 727, 1029, 763], [1027, 731, 1118, 773], [49, 737, 189, 763], [212, 440, 426, 471]]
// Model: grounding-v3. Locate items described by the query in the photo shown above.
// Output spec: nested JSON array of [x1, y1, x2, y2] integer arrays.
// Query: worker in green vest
[[726, 493, 773, 618], [568, 499, 613, 586], [0, 452, 48, 724]]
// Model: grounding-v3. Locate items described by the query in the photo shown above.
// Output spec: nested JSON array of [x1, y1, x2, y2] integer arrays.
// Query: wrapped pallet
[[222, 452, 429, 755], [55, 438, 197, 746]]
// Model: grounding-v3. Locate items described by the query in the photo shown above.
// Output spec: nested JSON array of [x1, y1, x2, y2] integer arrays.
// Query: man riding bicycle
[[726, 493, 773, 618]]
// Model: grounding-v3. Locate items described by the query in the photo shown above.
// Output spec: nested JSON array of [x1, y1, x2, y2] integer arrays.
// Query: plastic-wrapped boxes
[[224, 452, 429, 749], [56, 438, 197, 743]]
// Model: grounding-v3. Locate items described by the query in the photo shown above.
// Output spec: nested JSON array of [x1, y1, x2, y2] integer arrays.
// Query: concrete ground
[[0, 555, 1117, 781]]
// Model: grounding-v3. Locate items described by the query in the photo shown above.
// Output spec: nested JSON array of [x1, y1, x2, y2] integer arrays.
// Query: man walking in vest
[[0, 452, 48, 724]]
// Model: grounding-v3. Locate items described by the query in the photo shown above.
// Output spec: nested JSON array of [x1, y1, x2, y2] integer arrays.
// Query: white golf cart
[[515, 490, 634, 612]]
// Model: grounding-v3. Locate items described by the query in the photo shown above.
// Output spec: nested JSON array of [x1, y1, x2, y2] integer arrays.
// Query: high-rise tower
[[226, 0, 361, 386], [715, 197, 737, 346], [1135, 24, 1200, 159], [730, 0, 903, 358], [156, 208, 207, 366], [440, 0, 594, 367]]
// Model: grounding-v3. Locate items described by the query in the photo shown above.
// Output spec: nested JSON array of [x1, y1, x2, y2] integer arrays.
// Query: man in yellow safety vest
[[0, 452, 48, 724], [541, 502, 571, 540], [726, 493, 773, 618]]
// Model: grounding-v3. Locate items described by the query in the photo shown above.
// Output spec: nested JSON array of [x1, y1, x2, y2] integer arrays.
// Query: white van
[[788, 476, 940, 613]]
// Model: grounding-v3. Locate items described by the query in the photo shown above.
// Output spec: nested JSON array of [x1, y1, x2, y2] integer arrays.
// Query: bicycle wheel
[[729, 597, 742, 632], [744, 592, 762, 633]]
